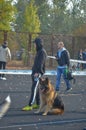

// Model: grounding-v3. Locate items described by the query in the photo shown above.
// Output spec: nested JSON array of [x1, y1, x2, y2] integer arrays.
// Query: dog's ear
[[45, 77, 49, 84]]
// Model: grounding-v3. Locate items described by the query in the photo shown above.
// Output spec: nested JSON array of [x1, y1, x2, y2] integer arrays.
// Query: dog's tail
[[51, 104, 64, 115], [51, 108, 64, 115]]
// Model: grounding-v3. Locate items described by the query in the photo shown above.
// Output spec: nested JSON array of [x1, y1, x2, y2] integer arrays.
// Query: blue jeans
[[56, 67, 71, 90]]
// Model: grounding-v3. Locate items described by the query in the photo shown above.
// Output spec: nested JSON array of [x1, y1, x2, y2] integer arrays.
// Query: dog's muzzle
[[40, 85, 48, 93]]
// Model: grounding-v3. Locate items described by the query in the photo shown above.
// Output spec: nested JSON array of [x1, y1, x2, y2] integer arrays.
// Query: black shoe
[[56, 88, 59, 92]]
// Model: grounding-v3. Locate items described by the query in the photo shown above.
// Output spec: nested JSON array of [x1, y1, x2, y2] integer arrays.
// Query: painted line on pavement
[[0, 118, 86, 129]]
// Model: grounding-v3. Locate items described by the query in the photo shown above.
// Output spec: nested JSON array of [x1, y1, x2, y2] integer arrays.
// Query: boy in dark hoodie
[[22, 38, 47, 111], [0, 41, 11, 80]]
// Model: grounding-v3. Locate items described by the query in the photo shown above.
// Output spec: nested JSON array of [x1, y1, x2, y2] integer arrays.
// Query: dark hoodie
[[32, 38, 47, 75]]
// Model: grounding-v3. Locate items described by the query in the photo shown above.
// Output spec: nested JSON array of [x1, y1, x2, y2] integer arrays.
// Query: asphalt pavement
[[0, 75, 86, 130]]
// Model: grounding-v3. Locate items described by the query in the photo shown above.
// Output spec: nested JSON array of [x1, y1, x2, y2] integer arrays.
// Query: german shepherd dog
[[35, 77, 64, 115]]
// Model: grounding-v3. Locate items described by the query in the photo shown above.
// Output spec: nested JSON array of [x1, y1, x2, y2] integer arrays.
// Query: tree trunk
[[49, 35, 54, 67], [28, 33, 32, 51], [3, 31, 8, 42], [27, 33, 32, 65], [71, 36, 75, 58]]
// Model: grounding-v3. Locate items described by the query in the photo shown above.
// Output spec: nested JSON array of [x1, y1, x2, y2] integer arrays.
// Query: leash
[[31, 74, 41, 105]]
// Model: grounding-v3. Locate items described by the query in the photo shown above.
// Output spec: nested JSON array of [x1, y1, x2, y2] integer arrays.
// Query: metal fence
[[0, 31, 86, 68]]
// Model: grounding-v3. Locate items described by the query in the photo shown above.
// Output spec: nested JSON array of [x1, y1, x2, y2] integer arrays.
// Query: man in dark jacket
[[22, 38, 47, 111], [55, 41, 72, 91]]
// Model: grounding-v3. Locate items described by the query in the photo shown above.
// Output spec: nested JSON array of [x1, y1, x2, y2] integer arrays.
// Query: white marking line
[[61, 93, 82, 96], [0, 118, 86, 129], [0, 70, 86, 76]]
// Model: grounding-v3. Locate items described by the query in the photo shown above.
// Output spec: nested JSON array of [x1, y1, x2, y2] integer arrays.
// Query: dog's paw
[[42, 112, 47, 116], [34, 110, 40, 114]]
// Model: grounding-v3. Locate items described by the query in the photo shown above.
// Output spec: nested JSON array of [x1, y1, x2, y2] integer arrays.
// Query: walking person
[[22, 37, 47, 111], [55, 41, 72, 92], [83, 49, 86, 69], [0, 41, 11, 80]]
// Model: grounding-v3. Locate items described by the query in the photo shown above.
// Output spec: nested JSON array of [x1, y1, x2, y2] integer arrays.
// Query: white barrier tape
[[47, 56, 56, 59], [70, 59, 86, 64], [47, 56, 86, 64], [0, 70, 86, 76]]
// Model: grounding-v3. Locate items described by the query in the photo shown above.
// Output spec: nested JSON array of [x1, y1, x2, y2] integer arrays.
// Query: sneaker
[[32, 104, 39, 109], [2, 77, 6, 80], [22, 105, 33, 111], [66, 87, 72, 92]]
